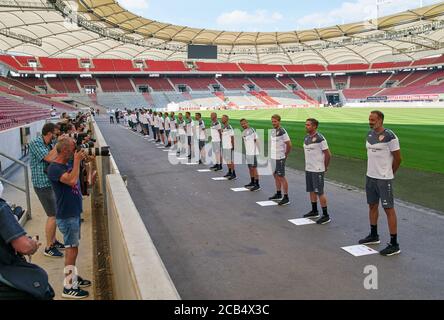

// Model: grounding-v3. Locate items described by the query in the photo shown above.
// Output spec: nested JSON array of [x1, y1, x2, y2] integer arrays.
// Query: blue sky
[[118, 0, 442, 31]]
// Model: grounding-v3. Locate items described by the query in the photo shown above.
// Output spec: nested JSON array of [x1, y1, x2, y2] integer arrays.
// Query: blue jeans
[[56, 217, 81, 248]]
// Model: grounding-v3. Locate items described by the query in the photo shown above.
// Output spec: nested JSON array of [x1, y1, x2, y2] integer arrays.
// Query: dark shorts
[[34, 187, 57, 217], [187, 136, 192, 145], [165, 130, 170, 137], [159, 129, 165, 134], [223, 149, 234, 163], [366, 176, 394, 209], [56, 216, 81, 248], [306, 171, 325, 195], [246, 155, 258, 168], [272, 159, 286, 177], [199, 140, 205, 150], [212, 141, 221, 154]]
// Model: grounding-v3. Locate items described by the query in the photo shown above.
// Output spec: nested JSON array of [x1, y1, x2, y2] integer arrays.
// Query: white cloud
[[118, 0, 149, 11], [296, 0, 439, 29], [217, 10, 283, 31]]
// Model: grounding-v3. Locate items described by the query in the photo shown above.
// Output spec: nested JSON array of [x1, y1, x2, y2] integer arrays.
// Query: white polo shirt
[[303, 132, 329, 172], [210, 120, 222, 142], [242, 127, 259, 156], [366, 129, 400, 180], [270, 127, 290, 160], [222, 124, 234, 149]]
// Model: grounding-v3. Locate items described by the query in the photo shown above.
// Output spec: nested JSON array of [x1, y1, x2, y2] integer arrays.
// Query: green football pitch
[[199, 108, 444, 211]]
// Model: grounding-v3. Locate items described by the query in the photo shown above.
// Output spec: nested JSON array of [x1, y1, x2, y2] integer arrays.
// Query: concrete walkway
[[2, 167, 94, 300], [98, 118, 444, 300]]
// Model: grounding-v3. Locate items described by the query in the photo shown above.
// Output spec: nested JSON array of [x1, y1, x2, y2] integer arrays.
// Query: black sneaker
[[198, 160, 203, 164], [228, 174, 237, 181], [278, 196, 290, 206], [223, 172, 232, 178], [53, 240, 65, 250], [62, 287, 89, 299], [303, 211, 320, 219], [214, 165, 223, 172], [269, 193, 283, 201], [244, 182, 255, 188], [250, 185, 261, 192], [380, 243, 401, 256], [316, 215, 331, 225], [358, 234, 380, 245], [74, 276, 92, 288], [210, 165, 218, 170], [44, 246, 64, 258]]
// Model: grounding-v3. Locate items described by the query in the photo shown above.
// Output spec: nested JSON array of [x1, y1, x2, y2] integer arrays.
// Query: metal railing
[[0, 152, 31, 226]]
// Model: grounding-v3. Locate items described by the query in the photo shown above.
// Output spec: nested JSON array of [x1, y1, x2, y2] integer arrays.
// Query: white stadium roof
[[1, 0, 444, 64]]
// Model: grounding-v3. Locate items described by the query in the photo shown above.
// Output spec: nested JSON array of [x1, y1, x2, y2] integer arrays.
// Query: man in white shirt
[[153, 111, 160, 143], [130, 112, 138, 132], [185, 112, 194, 160], [221, 115, 236, 180], [177, 113, 186, 156], [359, 110, 402, 257], [195, 113, 206, 164], [169, 112, 177, 149], [164, 112, 171, 147], [140, 110, 149, 136], [209, 113, 223, 172], [302, 118, 332, 225], [269, 114, 292, 206], [158, 112, 166, 145], [240, 118, 260, 191]]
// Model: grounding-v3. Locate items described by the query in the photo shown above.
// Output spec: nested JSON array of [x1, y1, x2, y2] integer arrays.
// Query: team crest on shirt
[[378, 135, 385, 142]]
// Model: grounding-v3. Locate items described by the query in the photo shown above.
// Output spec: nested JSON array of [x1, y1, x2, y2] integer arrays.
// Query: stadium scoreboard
[[188, 44, 218, 60]]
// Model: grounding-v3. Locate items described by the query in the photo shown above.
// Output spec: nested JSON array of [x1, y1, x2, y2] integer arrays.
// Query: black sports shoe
[[358, 234, 380, 245], [269, 193, 283, 201], [278, 196, 290, 206], [44, 246, 63, 258], [62, 287, 89, 299], [380, 243, 401, 256], [244, 182, 255, 188], [214, 165, 223, 172], [53, 240, 65, 250], [304, 211, 320, 219], [210, 165, 218, 170], [316, 215, 331, 225], [74, 276, 92, 288], [223, 172, 232, 178], [250, 185, 261, 192], [228, 174, 237, 181]]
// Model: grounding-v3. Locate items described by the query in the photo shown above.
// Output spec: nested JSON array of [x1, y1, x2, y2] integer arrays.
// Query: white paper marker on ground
[[288, 218, 316, 226], [256, 201, 278, 207], [185, 162, 198, 165], [197, 169, 212, 172], [212, 177, 228, 181], [231, 187, 250, 192], [341, 245, 379, 257]]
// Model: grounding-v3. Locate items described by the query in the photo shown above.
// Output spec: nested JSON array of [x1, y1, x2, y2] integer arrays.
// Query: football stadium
[[0, 0, 443, 305]]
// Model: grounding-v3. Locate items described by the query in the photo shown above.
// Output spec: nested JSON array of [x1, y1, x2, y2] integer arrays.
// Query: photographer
[[47, 138, 92, 299], [0, 192, 54, 300], [28, 123, 65, 258]]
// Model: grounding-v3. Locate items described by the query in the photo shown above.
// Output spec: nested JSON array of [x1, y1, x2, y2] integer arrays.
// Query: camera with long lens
[[82, 146, 110, 157], [67, 133, 96, 144]]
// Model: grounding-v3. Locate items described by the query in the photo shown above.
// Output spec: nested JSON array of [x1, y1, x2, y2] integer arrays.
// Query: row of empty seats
[[0, 96, 49, 131], [4, 55, 444, 74]]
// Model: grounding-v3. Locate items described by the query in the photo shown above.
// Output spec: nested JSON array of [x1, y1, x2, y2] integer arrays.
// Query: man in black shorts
[[302, 118, 332, 224], [359, 110, 402, 256], [268, 114, 292, 206], [240, 119, 260, 191]]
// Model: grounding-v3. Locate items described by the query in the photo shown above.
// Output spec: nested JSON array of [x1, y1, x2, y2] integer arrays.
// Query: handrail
[[0, 151, 32, 226]]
